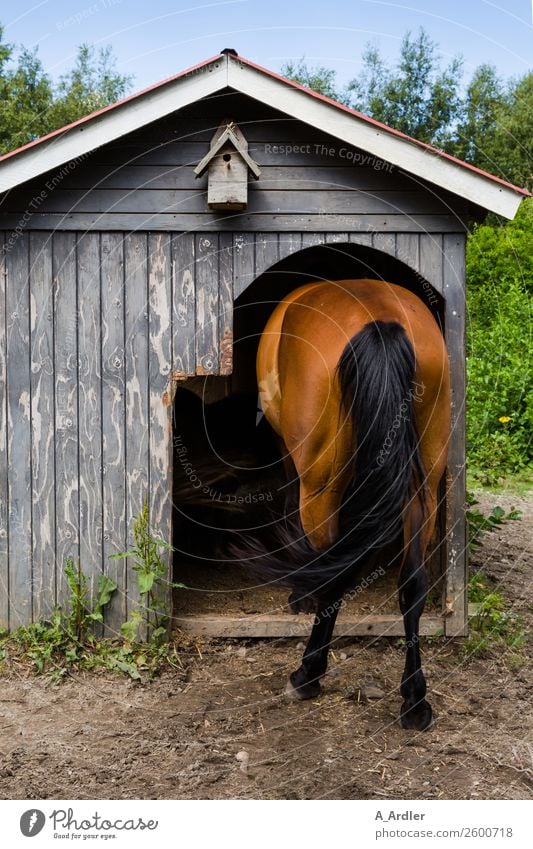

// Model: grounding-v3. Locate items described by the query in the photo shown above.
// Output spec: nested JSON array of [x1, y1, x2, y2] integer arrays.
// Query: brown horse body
[[254, 279, 451, 729]]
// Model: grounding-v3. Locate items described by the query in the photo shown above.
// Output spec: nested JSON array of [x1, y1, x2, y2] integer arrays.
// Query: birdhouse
[[194, 120, 261, 210]]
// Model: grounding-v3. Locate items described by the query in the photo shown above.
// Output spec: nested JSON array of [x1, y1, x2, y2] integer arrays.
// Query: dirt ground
[[0, 492, 531, 801]]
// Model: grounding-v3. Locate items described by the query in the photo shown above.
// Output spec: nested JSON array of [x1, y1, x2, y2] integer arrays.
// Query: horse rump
[[231, 320, 427, 603]]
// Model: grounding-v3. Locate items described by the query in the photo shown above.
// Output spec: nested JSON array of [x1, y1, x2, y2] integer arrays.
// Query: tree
[[281, 57, 344, 102], [346, 29, 463, 147], [0, 27, 133, 155], [489, 72, 533, 191], [452, 64, 505, 165], [0, 28, 53, 153], [47, 44, 133, 130]]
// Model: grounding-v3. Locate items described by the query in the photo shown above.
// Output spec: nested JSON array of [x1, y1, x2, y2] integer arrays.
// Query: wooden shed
[[0, 50, 528, 638]]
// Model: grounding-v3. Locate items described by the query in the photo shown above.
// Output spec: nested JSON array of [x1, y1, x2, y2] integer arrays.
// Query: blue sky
[[3, 0, 532, 93]]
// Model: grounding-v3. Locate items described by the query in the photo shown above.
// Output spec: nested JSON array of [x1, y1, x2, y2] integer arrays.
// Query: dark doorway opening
[[172, 243, 445, 623]]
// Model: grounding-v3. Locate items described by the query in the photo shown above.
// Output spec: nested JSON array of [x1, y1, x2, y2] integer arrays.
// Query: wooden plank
[[124, 233, 150, 619], [218, 232, 233, 375], [174, 613, 445, 638], [171, 233, 196, 377], [195, 234, 219, 373], [58, 164, 422, 193], [148, 233, 173, 628], [278, 232, 302, 262], [233, 232, 255, 300], [53, 233, 79, 611], [443, 233, 467, 637], [29, 232, 56, 620], [0, 235, 8, 628], [6, 189, 466, 217], [372, 232, 396, 262], [0, 213, 469, 233], [301, 232, 326, 250], [419, 233, 444, 294], [325, 232, 348, 243], [253, 167, 412, 192], [77, 232, 103, 610], [395, 233, 420, 275], [101, 116, 402, 146], [348, 231, 373, 248], [254, 232, 281, 281], [100, 232, 126, 634], [93, 142, 405, 169], [6, 234, 32, 627]]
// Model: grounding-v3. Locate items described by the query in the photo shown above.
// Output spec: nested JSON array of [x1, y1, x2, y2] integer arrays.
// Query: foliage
[[110, 500, 185, 644], [454, 69, 532, 190], [467, 198, 533, 294], [0, 561, 118, 681], [280, 57, 344, 102], [483, 72, 533, 191], [347, 29, 463, 148], [0, 524, 186, 680], [466, 493, 521, 554], [466, 201, 533, 482], [0, 28, 53, 153], [465, 572, 526, 660], [0, 25, 132, 154], [47, 44, 132, 131], [452, 64, 506, 166], [63, 558, 118, 639]]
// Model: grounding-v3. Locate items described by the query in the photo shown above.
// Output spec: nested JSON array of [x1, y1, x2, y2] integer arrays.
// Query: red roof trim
[[0, 49, 529, 199], [233, 54, 530, 198], [0, 54, 223, 163]]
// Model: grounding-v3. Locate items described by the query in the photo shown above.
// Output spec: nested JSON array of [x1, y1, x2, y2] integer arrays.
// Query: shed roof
[[0, 50, 529, 218]]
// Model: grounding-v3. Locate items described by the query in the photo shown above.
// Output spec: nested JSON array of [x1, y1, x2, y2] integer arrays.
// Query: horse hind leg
[[288, 476, 345, 614], [398, 494, 438, 731], [286, 481, 346, 696], [285, 596, 343, 700]]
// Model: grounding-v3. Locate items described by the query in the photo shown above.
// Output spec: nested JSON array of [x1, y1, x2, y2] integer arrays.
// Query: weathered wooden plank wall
[[172, 234, 195, 378], [124, 233, 149, 620], [148, 234, 173, 625], [5, 233, 32, 628], [0, 235, 8, 628], [54, 232, 79, 609], [0, 231, 175, 629], [0, 227, 464, 632], [30, 232, 56, 620], [77, 232, 103, 620], [100, 233, 127, 633], [443, 233, 467, 636]]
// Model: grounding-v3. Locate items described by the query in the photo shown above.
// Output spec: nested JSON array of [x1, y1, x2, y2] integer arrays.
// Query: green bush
[[466, 199, 533, 483]]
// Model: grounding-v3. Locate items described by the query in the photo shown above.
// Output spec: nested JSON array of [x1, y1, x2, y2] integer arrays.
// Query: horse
[[241, 278, 450, 731]]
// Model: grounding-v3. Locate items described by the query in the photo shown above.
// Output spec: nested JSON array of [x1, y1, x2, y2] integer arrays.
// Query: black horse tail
[[232, 320, 427, 601]]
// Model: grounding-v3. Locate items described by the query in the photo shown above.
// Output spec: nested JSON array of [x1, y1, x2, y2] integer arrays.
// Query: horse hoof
[[284, 674, 321, 701], [399, 699, 433, 731], [288, 592, 317, 614]]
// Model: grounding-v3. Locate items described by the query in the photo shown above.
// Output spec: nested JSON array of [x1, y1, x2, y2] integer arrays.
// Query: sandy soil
[[0, 492, 531, 801]]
